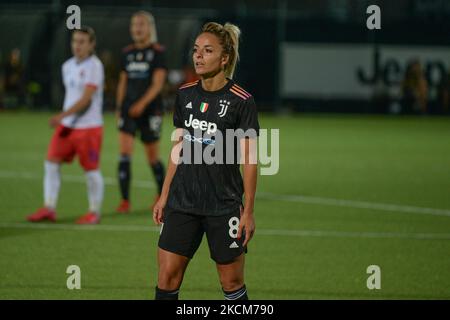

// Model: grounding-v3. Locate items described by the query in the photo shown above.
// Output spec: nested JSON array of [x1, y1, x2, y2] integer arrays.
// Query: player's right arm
[[152, 128, 183, 225], [153, 92, 185, 225], [115, 71, 127, 118], [50, 85, 97, 127]]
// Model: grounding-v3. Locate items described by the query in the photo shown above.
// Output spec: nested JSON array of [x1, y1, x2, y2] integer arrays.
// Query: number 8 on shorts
[[228, 217, 239, 239]]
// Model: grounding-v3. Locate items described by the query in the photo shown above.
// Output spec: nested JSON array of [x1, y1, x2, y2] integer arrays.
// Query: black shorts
[[158, 208, 247, 264], [118, 113, 162, 143]]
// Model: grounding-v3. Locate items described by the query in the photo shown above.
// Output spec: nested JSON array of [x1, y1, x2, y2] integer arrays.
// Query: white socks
[[43, 161, 104, 215], [44, 161, 61, 210], [85, 170, 104, 215]]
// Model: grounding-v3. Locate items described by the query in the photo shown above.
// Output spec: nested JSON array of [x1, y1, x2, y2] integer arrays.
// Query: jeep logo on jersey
[[126, 62, 149, 72], [184, 114, 217, 134]]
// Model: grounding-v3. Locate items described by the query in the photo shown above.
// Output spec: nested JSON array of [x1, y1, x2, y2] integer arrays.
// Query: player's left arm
[[236, 96, 260, 247], [238, 138, 258, 247], [49, 85, 97, 127], [128, 68, 167, 118]]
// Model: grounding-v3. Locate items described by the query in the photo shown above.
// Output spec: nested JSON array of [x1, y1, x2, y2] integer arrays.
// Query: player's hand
[[237, 206, 255, 247], [49, 113, 64, 128], [128, 101, 146, 118], [153, 197, 167, 225]]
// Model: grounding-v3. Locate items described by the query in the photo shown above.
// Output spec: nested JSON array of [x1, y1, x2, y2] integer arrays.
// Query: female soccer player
[[116, 11, 167, 213], [27, 27, 104, 224], [153, 22, 259, 300]]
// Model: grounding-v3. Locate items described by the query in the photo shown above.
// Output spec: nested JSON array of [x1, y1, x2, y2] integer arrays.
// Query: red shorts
[[47, 125, 103, 171]]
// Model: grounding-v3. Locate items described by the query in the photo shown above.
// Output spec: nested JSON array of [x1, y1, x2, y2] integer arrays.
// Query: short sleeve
[[61, 63, 66, 85], [237, 97, 260, 137], [173, 92, 183, 128], [153, 48, 167, 70], [120, 51, 127, 72], [85, 60, 103, 89]]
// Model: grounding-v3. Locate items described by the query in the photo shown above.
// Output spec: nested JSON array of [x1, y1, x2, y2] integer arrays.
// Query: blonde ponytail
[[201, 22, 241, 78]]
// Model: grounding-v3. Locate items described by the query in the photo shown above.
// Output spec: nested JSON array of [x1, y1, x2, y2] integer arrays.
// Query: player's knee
[[146, 150, 159, 165], [119, 140, 133, 155], [46, 157, 62, 164], [81, 163, 99, 171], [144, 143, 159, 162], [158, 260, 184, 290], [219, 276, 244, 292], [148, 157, 160, 166], [158, 268, 183, 291]]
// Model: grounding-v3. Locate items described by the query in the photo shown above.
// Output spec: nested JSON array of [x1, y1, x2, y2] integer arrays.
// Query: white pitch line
[[1, 170, 450, 218], [257, 192, 450, 217], [0, 222, 159, 233], [0, 222, 449, 241]]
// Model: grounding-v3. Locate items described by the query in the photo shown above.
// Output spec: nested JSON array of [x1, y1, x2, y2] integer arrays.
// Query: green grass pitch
[[0, 111, 449, 299]]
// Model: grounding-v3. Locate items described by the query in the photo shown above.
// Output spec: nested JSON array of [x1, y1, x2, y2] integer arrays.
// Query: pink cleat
[[116, 199, 130, 214], [27, 207, 56, 223], [76, 212, 100, 225]]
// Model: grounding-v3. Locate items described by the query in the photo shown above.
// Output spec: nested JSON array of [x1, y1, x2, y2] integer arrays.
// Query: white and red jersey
[[61, 55, 104, 129]]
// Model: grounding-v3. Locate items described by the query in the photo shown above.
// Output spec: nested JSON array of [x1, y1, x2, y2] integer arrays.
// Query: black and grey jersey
[[120, 43, 167, 116], [167, 79, 260, 216]]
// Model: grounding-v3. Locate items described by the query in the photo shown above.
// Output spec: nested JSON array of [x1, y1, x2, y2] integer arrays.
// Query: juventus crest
[[218, 100, 230, 117]]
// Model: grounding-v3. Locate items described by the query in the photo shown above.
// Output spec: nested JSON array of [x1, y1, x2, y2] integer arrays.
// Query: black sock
[[118, 155, 131, 201], [150, 161, 165, 194], [223, 284, 248, 300], [155, 286, 179, 300]]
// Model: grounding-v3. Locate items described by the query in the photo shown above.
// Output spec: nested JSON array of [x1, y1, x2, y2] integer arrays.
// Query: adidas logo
[[185, 102, 192, 109], [229, 241, 239, 249]]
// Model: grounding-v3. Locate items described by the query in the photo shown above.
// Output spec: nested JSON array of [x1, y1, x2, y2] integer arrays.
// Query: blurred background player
[[401, 60, 429, 114], [26, 26, 105, 225], [438, 71, 450, 114], [153, 22, 259, 300], [116, 11, 167, 213], [2, 48, 25, 109]]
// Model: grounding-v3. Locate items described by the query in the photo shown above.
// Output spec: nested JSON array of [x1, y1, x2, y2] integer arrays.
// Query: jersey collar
[[196, 78, 234, 97]]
